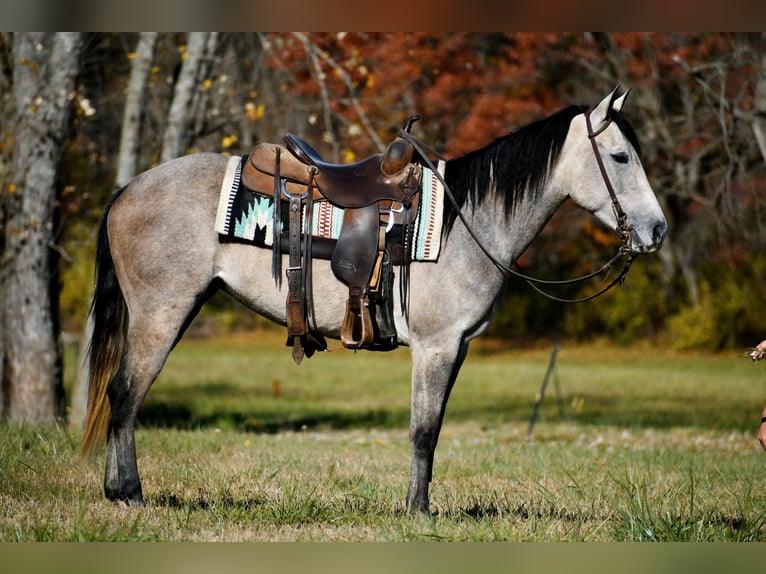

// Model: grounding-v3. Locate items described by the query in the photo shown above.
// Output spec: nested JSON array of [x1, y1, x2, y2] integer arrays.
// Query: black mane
[[441, 104, 641, 232]]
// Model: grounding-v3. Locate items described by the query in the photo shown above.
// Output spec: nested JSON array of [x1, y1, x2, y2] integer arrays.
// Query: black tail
[[80, 188, 129, 458]]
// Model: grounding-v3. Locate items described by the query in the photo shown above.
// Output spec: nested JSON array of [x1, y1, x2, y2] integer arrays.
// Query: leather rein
[[398, 110, 636, 304]]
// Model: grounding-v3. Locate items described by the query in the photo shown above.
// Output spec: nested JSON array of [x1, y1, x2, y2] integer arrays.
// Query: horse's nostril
[[653, 221, 667, 245]]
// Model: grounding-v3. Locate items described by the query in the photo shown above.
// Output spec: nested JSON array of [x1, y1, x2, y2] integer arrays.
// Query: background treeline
[[10, 32, 766, 351]]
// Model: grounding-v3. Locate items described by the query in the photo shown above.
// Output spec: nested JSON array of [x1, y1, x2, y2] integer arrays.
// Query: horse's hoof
[[105, 489, 145, 507], [406, 503, 432, 517], [111, 496, 145, 508]]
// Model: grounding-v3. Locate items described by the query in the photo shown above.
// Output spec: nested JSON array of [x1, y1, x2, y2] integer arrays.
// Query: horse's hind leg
[[104, 364, 143, 505], [103, 313, 188, 505]]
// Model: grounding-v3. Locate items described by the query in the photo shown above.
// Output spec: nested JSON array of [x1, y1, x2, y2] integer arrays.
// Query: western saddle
[[241, 116, 423, 364]]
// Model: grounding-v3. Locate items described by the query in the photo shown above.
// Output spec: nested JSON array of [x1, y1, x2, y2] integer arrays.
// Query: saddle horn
[[381, 114, 420, 177], [403, 114, 420, 133]]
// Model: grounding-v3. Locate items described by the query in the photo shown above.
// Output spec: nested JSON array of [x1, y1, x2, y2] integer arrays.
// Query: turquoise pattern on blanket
[[234, 195, 278, 243]]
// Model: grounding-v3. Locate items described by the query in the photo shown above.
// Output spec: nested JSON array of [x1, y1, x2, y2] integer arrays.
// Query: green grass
[[3, 332, 766, 541]]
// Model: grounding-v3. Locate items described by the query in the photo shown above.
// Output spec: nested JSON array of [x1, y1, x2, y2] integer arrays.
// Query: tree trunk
[[750, 33, 766, 166], [116, 32, 158, 187], [71, 33, 158, 427], [0, 32, 83, 423], [160, 32, 219, 163]]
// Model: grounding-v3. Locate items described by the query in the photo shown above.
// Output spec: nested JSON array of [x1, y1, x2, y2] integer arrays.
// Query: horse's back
[[125, 152, 227, 209], [111, 152, 227, 232]]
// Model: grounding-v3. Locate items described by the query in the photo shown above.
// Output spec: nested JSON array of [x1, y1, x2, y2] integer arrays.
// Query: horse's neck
[[457, 184, 563, 267], [411, 188, 561, 343]]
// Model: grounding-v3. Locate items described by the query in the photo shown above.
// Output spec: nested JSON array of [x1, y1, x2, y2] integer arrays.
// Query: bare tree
[[160, 32, 220, 162], [116, 32, 158, 187], [0, 32, 83, 423], [750, 33, 766, 165], [582, 33, 766, 307]]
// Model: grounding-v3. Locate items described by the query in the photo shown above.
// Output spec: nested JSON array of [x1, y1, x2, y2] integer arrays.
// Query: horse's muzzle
[[631, 219, 668, 254]]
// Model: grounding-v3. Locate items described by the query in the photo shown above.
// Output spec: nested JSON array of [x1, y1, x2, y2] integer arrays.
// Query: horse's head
[[560, 87, 667, 254]]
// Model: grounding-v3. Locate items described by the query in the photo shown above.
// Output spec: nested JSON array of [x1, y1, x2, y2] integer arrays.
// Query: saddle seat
[[282, 133, 417, 208], [243, 134, 419, 210], [285, 132, 413, 176]]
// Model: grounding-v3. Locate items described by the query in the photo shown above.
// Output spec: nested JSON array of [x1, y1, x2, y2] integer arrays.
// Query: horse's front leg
[[406, 337, 469, 515]]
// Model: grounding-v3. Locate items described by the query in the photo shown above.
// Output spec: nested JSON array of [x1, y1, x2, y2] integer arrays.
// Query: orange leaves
[[262, 33, 586, 159], [583, 219, 619, 249], [245, 102, 265, 122], [675, 136, 709, 158], [341, 148, 356, 163], [221, 134, 238, 149], [447, 95, 544, 157]]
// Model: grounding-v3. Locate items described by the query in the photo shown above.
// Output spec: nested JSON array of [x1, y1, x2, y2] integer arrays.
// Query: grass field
[[2, 331, 766, 541]]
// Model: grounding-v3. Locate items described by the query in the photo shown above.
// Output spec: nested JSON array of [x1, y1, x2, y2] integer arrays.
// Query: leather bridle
[[398, 108, 636, 304], [585, 109, 633, 253]]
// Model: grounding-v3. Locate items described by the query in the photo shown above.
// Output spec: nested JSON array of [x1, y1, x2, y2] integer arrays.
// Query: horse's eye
[[612, 152, 629, 164]]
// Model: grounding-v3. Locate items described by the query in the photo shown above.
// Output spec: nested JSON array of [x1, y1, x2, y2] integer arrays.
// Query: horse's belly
[[215, 244, 352, 338]]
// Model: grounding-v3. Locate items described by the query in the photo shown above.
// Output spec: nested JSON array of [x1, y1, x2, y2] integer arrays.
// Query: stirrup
[[341, 297, 374, 349]]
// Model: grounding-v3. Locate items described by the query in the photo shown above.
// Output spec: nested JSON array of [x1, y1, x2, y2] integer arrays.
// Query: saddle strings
[[397, 123, 635, 304], [272, 147, 283, 288], [304, 168, 319, 333], [399, 215, 414, 321]]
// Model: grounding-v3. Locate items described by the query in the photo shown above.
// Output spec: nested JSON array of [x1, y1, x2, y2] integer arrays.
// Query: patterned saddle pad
[[214, 154, 445, 262]]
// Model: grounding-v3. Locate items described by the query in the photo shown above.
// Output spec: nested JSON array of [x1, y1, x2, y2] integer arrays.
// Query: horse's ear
[[612, 88, 630, 113], [589, 86, 621, 131]]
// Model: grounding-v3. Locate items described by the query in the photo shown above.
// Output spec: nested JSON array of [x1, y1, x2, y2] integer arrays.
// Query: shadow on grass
[[137, 386, 757, 434], [137, 401, 410, 434], [457, 499, 609, 524], [153, 489, 264, 511], [455, 500, 765, 540]]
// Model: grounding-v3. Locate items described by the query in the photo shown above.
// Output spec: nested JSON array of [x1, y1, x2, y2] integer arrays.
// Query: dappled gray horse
[[81, 88, 667, 514]]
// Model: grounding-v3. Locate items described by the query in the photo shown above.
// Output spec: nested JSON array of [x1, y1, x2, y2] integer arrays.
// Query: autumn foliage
[[37, 33, 766, 349]]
